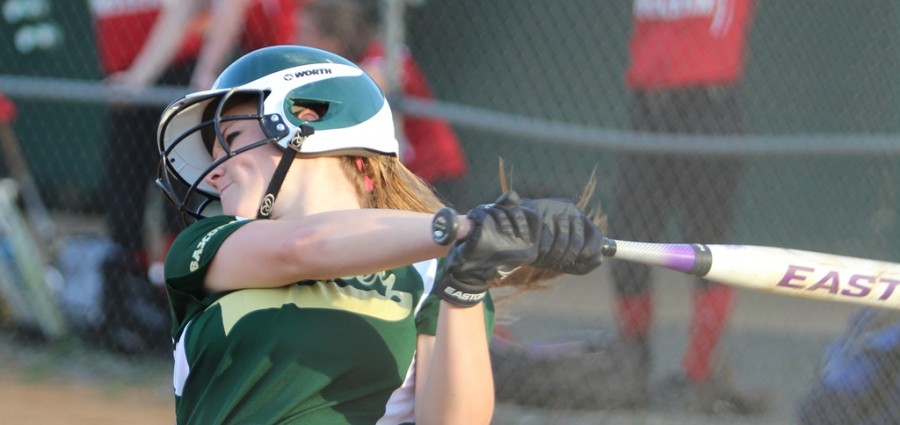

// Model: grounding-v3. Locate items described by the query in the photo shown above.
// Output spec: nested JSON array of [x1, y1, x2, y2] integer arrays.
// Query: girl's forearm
[[416, 304, 494, 425], [206, 209, 470, 292]]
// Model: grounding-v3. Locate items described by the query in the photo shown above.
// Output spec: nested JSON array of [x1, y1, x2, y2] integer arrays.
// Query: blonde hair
[[341, 155, 445, 213]]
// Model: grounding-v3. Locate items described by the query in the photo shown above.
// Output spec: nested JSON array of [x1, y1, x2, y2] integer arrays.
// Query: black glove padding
[[521, 197, 604, 275], [435, 191, 541, 306]]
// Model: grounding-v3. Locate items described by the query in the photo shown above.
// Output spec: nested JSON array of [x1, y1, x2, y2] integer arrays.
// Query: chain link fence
[[2, 0, 900, 423]]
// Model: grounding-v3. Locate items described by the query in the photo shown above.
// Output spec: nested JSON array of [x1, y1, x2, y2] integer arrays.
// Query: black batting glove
[[521, 197, 604, 275], [435, 191, 541, 307]]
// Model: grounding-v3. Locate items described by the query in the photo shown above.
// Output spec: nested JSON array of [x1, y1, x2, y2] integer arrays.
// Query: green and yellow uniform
[[164, 215, 493, 424]]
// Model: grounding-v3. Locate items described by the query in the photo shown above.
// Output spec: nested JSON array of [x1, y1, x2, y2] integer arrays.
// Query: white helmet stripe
[[299, 102, 398, 155]]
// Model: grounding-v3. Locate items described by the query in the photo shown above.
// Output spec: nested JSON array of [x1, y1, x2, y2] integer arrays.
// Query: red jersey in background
[[241, 0, 297, 50], [0, 93, 16, 123], [626, 0, 755, 89], [360, 42, 468, 183], [89, 0, 206, 75]]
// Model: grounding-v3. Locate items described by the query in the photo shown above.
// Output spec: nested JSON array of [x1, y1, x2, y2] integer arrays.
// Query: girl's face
[[203, 103, 321, 217], [203, 102, 280, 217]]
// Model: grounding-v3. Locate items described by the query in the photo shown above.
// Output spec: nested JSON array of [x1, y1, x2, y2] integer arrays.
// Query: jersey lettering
[[634, 0, 717, 20], [88, 0, 160, 15], [190, 223, 230, 272], [343, 271, 414, 310]]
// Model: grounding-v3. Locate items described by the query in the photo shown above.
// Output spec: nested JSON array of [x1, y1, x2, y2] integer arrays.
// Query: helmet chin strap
[[257, 124, 315, 219]]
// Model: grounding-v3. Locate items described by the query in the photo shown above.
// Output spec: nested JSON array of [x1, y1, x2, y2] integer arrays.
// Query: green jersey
[[164, 215, 494, 424]]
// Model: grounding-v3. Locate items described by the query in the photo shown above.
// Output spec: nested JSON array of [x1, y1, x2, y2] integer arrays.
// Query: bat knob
[[601, 237, 617, 257]]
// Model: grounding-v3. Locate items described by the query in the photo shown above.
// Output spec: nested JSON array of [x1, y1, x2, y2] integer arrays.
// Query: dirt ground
[[0, 376, 173, 424], [0, 332, 175, 425]]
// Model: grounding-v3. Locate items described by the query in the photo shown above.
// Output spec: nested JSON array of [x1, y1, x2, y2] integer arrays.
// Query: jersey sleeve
[[415, 294, 441, 336], [164, 215, 252, 335]]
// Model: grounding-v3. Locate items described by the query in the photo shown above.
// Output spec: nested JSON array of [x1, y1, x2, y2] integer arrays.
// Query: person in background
[[796, 307, 900, 425], [189, 0, 297, 90], [297, 0, 471, 210], [0, 93, 15, 123], [155, 45, 605, 423], [89, 0, 297, 354], [607, 0, 765, 414], [90, 0, 208, 353], [0, 92, 16, 194]]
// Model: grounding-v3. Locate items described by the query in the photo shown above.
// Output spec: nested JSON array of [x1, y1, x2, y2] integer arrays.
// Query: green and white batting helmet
[[156, 45, 398, 222]]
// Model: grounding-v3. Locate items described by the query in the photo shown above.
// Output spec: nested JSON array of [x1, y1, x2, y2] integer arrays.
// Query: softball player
[[156, 45, 604, 424]]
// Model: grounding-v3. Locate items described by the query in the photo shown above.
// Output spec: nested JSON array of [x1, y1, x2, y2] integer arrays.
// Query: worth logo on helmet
[[283, 68, 333, 81]]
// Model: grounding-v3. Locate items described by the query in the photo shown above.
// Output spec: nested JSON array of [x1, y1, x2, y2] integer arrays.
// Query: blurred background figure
[[189, 0, 297, 90], [796, 307, 900, 425], [606, 0, 764, 414], [90, 0, 207, 354], [88, 0, 295, 354], [297, 0, 471, 209], [0, 93, 14, 123]]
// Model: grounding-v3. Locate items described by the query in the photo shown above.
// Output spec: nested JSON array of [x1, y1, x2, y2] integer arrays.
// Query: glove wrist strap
[[437, 279, 487, 307]]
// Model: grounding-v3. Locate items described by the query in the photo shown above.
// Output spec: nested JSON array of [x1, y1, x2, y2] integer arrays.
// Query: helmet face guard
[[156, 46, 398, 223]]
